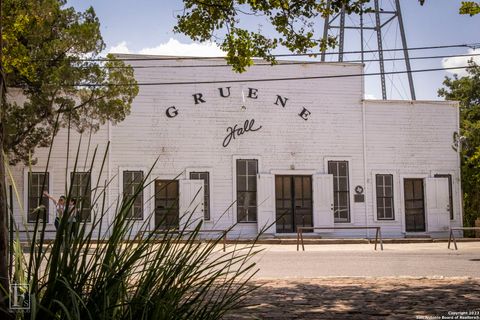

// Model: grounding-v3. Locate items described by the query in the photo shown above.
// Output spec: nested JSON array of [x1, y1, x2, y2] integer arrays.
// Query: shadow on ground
[[224, 278, 480, 319]]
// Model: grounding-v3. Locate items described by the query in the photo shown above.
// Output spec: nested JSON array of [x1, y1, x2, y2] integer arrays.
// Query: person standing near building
[[43, 191, 66, 230]]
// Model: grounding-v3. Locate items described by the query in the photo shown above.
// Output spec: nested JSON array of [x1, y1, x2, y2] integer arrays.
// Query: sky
[[67, 0, 480, 101]]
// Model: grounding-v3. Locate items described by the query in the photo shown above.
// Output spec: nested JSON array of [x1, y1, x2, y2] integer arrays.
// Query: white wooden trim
[[270, 169, 317, 175], [185, 167, 214, 221], [118, 167, 149, 221], [430, 170, 459, 222], [371, 170, 400, 223]]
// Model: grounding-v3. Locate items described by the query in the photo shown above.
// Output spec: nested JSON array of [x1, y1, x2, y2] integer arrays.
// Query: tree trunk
[[0, 122, 11, 318], [0, 0, 14, 317]]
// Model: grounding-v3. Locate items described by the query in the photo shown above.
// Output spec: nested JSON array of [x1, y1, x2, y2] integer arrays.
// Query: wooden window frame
[[69, 172, 92, 222], [375, 174, 395, 220], [123, 170, 144, 220], [27, 171, 50, 223], [236, 159, 258, 223], [327, 160, 351, 223]]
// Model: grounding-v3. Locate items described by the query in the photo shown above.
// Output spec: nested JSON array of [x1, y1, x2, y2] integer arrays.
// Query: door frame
[[150, 174, 181, 230], [431, 170, 459, 222], [399, 173, 428, 233]]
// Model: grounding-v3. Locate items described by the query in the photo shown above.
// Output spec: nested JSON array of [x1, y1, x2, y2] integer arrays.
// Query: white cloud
[[108, 41, 131, 54], [364, 93, 378, 100], [442, 49, 480, 76], [108, 38, 224, 57]]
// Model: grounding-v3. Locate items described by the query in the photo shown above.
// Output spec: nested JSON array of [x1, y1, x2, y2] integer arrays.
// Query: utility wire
[[40, 43, 480, 62], [73, 65, 471, 87], [77, 53, 480, 69]]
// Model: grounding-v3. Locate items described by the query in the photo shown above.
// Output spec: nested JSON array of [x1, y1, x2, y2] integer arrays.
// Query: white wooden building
[[9, 55, 462, 239]]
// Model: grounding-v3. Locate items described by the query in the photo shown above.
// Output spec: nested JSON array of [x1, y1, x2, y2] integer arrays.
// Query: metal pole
[[8, 185, 12, 280], [360, 10, 364, 65], [395, 0, 416, 100], [374, 0, 387, 100], [338, 5, 346, 62]]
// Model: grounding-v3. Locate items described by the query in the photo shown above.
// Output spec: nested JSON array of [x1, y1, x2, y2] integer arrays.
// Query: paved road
[[248, 242, 480, 278]]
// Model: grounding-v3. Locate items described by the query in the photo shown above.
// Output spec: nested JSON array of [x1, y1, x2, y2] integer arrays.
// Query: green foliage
[[174, 0, 371, 72], [2, 144, 259, 319], [1, 0, 139, 164], [459, 1, 480, 16], [438, 62, 480, 231]]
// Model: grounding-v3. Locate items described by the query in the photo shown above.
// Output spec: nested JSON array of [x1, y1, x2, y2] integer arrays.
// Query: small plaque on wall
[[354, 194, 365, 202]]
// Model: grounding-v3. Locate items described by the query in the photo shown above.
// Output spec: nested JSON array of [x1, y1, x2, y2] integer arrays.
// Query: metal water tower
[[321, 0, 416, 100]]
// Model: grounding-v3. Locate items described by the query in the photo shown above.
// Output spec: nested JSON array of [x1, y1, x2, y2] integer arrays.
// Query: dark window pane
[[248, 176, 257, 190], [237, 176, 246, 191], [247, 160, 258, 175], [70, 172, 91, 222], [338, 162, 347, 175], [384, 186, 393, 197], [237, 160, 246, 175], [413, 180, 423, 199], [303, 178, 311, 198]]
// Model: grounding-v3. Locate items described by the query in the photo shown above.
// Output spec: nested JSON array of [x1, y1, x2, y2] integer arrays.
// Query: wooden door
[[404, 178, 425, 232]]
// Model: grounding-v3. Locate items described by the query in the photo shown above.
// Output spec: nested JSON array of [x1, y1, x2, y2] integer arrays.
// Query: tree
[[174, 1, 478, 73], [438, 62, 480, 232], [0, 0, 138, 315], [3, 0, 138, 164], [459, 1, 480, 16], [174, 0, 371, 72]]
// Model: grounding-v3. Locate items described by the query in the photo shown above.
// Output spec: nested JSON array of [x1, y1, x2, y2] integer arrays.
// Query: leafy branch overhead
[[2, 0, 139, 164], [459, 1, 480, 16], [174, 0, 371, 72], [175, 0, 479, 73]]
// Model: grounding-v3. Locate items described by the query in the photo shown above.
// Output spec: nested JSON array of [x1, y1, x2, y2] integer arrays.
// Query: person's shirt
[[67, 206, 77, 223], [56, 203, 65, 218]]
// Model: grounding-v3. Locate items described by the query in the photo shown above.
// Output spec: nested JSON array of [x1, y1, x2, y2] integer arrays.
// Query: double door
[[275, 176, 313, 233]]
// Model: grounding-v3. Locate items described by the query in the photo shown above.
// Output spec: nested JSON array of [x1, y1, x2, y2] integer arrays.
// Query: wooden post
[[475, 218, 480, 238]]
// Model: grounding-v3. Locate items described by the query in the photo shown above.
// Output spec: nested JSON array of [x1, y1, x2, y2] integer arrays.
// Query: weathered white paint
[[425, 177, 450, 232], [256, 173, 275, 234], [179, 179, 204, 229], [312, 174, 334, 228], [8, 56, 462, 239]]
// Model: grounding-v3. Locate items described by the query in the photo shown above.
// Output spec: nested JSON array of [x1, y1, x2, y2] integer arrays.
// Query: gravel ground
[[225, 277, 480, 320]]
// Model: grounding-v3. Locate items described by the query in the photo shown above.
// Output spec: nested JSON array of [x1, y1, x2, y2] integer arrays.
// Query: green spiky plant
[[1, 134, 261, 319]]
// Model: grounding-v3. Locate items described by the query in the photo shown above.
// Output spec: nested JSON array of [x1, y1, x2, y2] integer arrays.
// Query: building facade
[[10, 56, 462, 238]]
